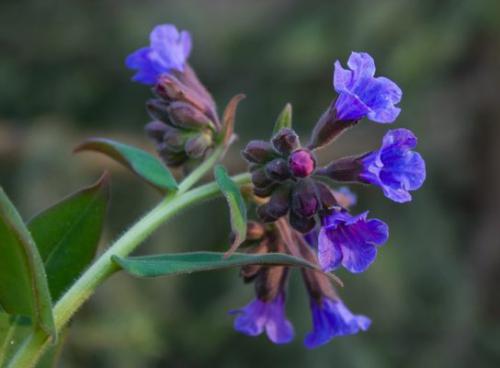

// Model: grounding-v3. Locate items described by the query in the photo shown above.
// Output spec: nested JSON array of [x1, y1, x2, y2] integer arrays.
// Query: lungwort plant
[[0, 24, 425, 367]]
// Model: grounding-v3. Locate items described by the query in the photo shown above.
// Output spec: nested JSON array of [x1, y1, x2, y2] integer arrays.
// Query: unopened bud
[[291, 179, 318, 218], [257, 186, 290, 222], [242, 140, 277, 164], [145, 121, 169, 143], [253, 182, 278, 198], [251, 167, 274, 188], [265, 158, 291, 181], [184, 133, 212, 159], [158, 145, 189, 167], [315, 181, 337, 210], [289, 149, 316, 178], [167, 101, 212, 130], [271, 128, 299, 154], [289, 210, 316, 233], [146, 99, 171, 123]]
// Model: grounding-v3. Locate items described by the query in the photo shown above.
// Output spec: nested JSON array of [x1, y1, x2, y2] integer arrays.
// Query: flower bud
[[265, 158, 291, 181], [251, 167, 274, 189], [242, 140, 277, 164], [184, 133, 212, 159], [289, 210, 316, 233], [146, 99, 171, 123], [257, 186, 290, 222], [289, 149, 316, 178], [163, 126, 189, 152], [271, 128, 299, 154], [167, 101, 213, 130], [253, 182, 278, 198], [314, 181, 337, 210], [158, 145, 189, 167], [291, 179, 318, 218], [145, 121, 169, 143]]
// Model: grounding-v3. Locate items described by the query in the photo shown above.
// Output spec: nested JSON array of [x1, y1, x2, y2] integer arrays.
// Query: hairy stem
[[6, 172, 251, 368]]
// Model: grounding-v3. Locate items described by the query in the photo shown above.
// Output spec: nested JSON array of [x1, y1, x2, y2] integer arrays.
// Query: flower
[[317, 211, 388, 273], [126, 24, 192, 84], [360, 128, 426, 203], [304, 298, 371, 349], [334, 52, 402, 123], [230, 293, 294, 344]]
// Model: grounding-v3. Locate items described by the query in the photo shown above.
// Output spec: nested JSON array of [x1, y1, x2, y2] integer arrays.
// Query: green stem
[[177, 145, 225, 194], [6, 172, 251, 368], [0, 317, 19, 367]]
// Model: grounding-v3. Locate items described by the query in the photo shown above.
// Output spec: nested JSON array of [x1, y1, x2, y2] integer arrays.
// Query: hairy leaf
[[75, 138, 177, 192], [28, 174, 110, 301], [272, 103, 292, 135]]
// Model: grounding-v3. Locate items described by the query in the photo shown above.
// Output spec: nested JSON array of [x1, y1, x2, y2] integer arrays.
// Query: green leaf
[[75, 138, 177, 193], [28, 173, 110, 302], [272, 103, 292, 135], [112, 251, 322, 278], [0, 188, 55, 339], [35, 328, 68, 368], [0, 314, 33, 366], [214, 165, 247, 255]]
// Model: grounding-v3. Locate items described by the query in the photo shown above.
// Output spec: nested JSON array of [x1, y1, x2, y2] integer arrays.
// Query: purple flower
[[305, 298, 371, 349], [230, 293, 294, 344], [318, 211, 388, 273], [126, 24, 192, 84], [360, 128, 426, 203], [334, 52, 402, 123]]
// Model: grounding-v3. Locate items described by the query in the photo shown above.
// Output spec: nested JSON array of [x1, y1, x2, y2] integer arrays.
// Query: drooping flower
[[230, 293, 294, 344], [317, 210, 388, 273], [334, 52, 402, 123], [360, 128, 426, 203], [305, 297, 371, 349], [126, 24, 192, 84]]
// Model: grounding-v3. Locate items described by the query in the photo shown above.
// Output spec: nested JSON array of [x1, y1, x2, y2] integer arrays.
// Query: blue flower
[[318, 211, 388, 273], [334, 52, 402, 123], [230, 293, 294, 344], [126, 24, 192, 84], [305, 298, 371, 349], [360, 128, 426, 203]]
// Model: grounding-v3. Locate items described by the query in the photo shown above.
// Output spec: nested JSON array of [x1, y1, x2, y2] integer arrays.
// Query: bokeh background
[[1, 0, 500, 367]]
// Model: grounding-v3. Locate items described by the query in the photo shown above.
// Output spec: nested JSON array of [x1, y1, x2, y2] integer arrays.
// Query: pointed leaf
[[75, 138, 177, 192], [112, 251, 323, 278], [28, 174, 110, 301], [272, 103, 292, 135], [0, 188, 55, 338], [222, 94, 245, 146], [214, 165, 247, 256]]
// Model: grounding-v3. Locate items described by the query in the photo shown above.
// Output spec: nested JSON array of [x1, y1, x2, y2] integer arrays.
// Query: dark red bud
[[289, 149, 316, 178], [271, 128, 299, 154], [253, 182, 279, 198], [242, 140, 277, 164], [265, 158, 291, 181], [257, 186, 290, 221]]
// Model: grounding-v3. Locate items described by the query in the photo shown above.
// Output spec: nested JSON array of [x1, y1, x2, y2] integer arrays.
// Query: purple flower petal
[[361, 129, 426, 203], [231, 293, 294, 344], [304, 298, 371, 349], [126, 24, 192, 85], [333, 52, 402, 124], [317, 211, 389, 273]]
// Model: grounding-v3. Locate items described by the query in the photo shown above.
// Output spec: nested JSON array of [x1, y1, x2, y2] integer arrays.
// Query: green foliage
[[112, 251, 322, 278], [28, 174, 110, 302], [272, 103, 293, 135], [0, 189, 55, 340], [75, 138, 178, 193], [214, 165, 247, 254]]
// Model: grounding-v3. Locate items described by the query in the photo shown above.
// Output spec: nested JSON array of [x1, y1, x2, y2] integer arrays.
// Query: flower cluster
[[126, 24, 221, 167], [127, 25, 426, 349]]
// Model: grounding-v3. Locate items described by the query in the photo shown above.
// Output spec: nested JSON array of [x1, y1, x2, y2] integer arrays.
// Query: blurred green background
[[1, 0, 500, 367]]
